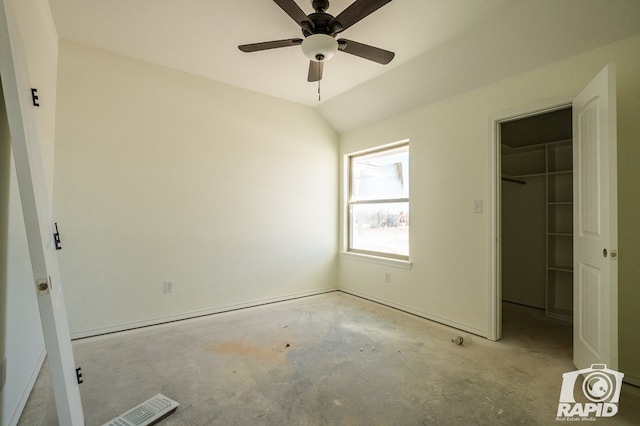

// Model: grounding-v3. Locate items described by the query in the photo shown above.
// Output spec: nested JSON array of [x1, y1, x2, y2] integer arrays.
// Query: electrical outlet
[[384, 272, 391, 283], [163, 281, 174, 294]]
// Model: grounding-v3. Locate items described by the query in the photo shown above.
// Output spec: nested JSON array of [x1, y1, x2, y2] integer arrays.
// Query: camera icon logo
[[557, 364, 624, 419], [582, 369, 615, 402]]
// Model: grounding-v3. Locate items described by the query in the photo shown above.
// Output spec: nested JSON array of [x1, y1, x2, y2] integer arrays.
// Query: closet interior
[[501, 107, 573, 321]]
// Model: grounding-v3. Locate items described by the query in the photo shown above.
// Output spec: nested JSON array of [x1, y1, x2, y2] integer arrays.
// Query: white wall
[[53, 40, 339, 337], [339, 35, 640, 383], [1, 0, 58, 424], [7, 0, 58, 202]]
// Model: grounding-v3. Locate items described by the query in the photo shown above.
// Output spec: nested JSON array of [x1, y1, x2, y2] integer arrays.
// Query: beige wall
[[339, 35, 640, 383], [8, 0, 58, 200], [53, 40, 339, 336], [615, 37, 640, 387]]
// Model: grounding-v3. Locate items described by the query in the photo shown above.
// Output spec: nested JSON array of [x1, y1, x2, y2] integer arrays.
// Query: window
[[348, 143, 409, 260]]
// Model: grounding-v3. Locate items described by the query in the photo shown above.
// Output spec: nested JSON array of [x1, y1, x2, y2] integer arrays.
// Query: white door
[[573, 64, 618, 370], [0, 2, 84, 424]]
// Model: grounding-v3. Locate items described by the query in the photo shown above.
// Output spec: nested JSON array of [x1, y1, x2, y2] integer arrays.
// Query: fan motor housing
[[305, 12, 335, 35]]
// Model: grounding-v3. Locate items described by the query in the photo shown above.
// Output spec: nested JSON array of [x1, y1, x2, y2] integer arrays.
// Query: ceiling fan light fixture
[[301, 34, 338, 61]]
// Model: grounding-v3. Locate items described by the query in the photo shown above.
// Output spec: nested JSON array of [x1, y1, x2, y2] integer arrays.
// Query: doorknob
[[36, 278, 50, 295], [603, 248, 608, 258]]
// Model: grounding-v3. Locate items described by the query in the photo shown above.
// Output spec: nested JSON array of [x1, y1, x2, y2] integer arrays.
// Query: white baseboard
[[71, 286, 339, 339], [8, 348, 46, 426], [501, 297, 545, 310], [340, 288, 488, 338], [624, 375, 640, 389]]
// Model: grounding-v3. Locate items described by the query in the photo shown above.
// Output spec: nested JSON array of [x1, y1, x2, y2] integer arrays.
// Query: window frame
[[346, 141, 409, 261]]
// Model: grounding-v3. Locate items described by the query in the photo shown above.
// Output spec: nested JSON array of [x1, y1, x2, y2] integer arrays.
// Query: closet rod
[[501, 175, 526, 185]]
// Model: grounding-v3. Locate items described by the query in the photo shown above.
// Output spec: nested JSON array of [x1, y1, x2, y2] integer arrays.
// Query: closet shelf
[[501, 144, 545, 154], [548, 232, 572, 237], [502, 138, 572, 152], [513, 172, 546, 178], [548, 201, 573, 205], [548, 265, 573, 273], [549, 138, 573, 146]]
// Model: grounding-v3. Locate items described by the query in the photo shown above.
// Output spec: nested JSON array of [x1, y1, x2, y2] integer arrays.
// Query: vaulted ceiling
[[49, 0, 640, 132]]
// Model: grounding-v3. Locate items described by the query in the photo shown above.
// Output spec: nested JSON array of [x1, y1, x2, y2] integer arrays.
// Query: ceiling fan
[[238, 0, 395, 83]]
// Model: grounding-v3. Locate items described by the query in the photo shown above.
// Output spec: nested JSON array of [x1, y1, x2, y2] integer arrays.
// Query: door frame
[[488, 95, 574, 341]]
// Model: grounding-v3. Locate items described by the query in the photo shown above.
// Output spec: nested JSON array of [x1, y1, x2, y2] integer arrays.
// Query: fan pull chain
[[318, 79, 321, 102]]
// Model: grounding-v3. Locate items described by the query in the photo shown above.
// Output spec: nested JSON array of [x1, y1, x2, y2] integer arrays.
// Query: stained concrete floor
[[18, 292, 640, 425]]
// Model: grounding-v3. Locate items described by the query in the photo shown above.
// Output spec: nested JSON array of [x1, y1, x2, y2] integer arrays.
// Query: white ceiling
[[49, 0, 640, 132]]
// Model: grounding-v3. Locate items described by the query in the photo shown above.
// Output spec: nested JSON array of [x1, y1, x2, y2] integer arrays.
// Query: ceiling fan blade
[[238, 38, 303, 53], [273, 0, 314, 32], [308, 61, 324, 82], [337, 39, 394, 64], [329, 0, 393, 34]]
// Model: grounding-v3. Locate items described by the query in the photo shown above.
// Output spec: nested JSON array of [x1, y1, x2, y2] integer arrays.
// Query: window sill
[[340, 251, 412, 269]]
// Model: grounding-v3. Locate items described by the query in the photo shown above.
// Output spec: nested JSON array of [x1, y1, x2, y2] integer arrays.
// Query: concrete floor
[[18, 292, 640, 425]]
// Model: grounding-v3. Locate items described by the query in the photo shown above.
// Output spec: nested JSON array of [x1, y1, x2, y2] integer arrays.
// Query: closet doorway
[[499, 106, 574, 346]]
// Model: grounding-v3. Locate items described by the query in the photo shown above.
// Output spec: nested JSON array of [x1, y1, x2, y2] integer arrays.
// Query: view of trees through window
[[348, 143, 409, 259]]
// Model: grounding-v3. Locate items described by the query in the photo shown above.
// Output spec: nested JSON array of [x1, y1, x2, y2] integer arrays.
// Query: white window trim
[[340, 251, 412, 269], [344, 140, 410, 262]]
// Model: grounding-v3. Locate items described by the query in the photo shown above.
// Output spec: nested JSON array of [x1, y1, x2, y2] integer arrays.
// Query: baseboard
[[501, 297, 545, 310], [71, 286, 339, 339], [7, 348, 46, 426], [339, 289, 488, 338], [624, 375, 640, 389]]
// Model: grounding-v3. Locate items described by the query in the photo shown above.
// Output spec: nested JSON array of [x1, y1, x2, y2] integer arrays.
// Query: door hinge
[[31, 88, 39, 107], [53, 222, 62, 250], [76, 367, 83, 384]]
